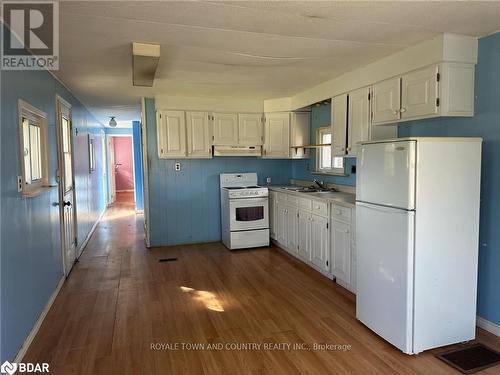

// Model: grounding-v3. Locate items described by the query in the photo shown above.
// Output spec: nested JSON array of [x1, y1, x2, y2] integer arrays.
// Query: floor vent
[[436, 343, 500, 374], [158, 257, 178, 263]]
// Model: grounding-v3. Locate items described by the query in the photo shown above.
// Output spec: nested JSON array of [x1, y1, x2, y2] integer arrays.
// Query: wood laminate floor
[[24, 202, 500, 374]]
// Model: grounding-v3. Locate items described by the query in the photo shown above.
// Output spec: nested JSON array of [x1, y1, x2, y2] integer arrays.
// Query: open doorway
[[107, 135, 135, 205]]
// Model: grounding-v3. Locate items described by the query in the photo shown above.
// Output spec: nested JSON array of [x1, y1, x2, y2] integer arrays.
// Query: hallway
[[22, 203, 500, 374]]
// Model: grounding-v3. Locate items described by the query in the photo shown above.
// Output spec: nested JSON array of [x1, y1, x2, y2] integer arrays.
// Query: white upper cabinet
[[263, 113, 290, 158], [331, 94, 348, 156], [213, 112, 238, 145], [400, 65, 439, 121], [238, 113, 263, 145], [371, 77, 401, 124], [347, 87, 371, 156], [157, 110, 186, 158], [290, 112, 310, 159], [186, 111, 212, 158]]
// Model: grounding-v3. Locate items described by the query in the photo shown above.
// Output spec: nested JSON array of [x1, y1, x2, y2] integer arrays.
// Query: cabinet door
[[286, 205, 299, 253], [332, 219, 351, 283], [331, 94, 348, 156], [186, 111, 211, 158], [276, 202, 287, 246], [238, 113, 262, 145], [311, 214, 330, 272], [298, 210, 312, 261], [156, 110, 186, 158], [348, 87, 370, 156], [263, 113, 290, 158], [372, 77, 401, 124], [213, 113, 238, 145], [401, 65, 438, 120], [290, 112, 310, 159], [269, 191, 277, 239]]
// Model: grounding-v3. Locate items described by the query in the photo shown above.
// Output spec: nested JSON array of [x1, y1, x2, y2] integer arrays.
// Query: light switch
[[266, 177, 272, 184], [174, 163, 181, 171]]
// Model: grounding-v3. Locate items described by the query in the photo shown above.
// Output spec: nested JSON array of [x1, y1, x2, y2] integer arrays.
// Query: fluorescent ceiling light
[[132, 42, 160, 87]]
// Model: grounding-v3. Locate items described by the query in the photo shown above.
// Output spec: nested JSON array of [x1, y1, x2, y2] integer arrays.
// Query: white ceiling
[[56, 1, 500, 125]]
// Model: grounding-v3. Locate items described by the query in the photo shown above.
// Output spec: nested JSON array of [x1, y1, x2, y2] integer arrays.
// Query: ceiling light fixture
[[132, 42, 160, 87], [109, 116, 117, 127]]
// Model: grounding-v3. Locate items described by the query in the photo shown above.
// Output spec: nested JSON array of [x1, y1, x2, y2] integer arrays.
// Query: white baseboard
[[77, 209, 105, 258], [14, 276, 65, 363], [477, 316, 500, 337]]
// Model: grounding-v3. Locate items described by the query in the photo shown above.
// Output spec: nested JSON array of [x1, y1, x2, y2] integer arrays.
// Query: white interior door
[[356, 202, 415, 354], [56, 97, 77, 276], [107, 136, 116, 203], [357, 140, 416, 210]]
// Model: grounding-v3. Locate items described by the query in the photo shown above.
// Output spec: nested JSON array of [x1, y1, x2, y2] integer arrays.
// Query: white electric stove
[[220, 173, 269, 250]]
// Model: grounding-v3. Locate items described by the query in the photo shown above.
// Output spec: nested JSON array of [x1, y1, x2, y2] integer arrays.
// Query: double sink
[[282, 186, 335, 194]]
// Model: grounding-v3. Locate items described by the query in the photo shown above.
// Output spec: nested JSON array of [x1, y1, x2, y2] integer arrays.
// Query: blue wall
[[145, 98, 293, 246], [1, 69, 106, 360], [399, 32, 500, 325], [292, 103, 357, 186]]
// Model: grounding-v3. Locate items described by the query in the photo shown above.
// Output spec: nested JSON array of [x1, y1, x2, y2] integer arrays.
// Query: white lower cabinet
[[311, 214, 330, 273], [298, 210, 312, 261], [331, 204, 357, 293], [270, 191, 356, 287], [286, 205, 299, 254], [332, 219, 351, 283]]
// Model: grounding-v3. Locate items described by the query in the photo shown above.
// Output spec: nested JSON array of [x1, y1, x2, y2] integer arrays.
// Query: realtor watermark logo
[[1, 360, 50, 374], [1, 1, 59, 70]]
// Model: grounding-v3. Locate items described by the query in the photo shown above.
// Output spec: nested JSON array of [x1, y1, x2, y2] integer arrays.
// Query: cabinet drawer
[[298, 197, 312, 211], [312, 200, 328, 217], [287, 194, 299, 206], [332, 205, 352, 222]]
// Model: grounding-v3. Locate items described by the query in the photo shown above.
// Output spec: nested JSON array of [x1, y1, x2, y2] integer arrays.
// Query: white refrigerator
[[356, 137, 482, 355]]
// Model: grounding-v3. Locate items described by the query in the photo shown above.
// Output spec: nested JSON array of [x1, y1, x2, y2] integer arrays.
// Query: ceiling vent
[[132, 42, 160, 87]]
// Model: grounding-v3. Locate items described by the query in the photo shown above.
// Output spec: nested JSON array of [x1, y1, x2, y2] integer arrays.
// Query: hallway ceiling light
[[109, 116, 117, 127], [132, 42, 160, 87]]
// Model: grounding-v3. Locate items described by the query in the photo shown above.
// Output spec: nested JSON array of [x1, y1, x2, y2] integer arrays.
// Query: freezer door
[[356, 202, 415, 354], [357, 140, 416, 210]]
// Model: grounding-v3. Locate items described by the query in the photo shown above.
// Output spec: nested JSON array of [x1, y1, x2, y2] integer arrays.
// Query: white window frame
[[18, 99, 49, 196], [315, 126, 345, 176]]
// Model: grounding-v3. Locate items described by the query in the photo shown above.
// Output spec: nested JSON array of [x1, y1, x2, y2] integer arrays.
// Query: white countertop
[[268, 186, 356, 208]]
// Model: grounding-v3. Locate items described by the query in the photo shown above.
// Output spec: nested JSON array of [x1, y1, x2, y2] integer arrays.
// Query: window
[[316, 127, 344, 175], [18, 100, 49, 196]]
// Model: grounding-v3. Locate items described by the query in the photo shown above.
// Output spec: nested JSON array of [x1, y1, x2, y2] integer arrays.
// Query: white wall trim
[[77, 208, 105, 258], [13, 276, 65, 363], [477, 316, 500, 337]]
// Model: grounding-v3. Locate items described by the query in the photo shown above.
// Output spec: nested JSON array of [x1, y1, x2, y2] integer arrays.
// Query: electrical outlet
[[17, 176, 22, 192], [174, 163, 181, 171], [266, 177, 272, 184]]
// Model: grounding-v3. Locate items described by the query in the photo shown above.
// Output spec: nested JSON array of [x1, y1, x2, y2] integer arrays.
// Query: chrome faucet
[[313, 179, 326, 189]]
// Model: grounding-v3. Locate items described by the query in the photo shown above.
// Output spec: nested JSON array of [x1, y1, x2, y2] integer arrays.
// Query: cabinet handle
[[393, 109, 400, 115], [346, 147, 351, 151], [400, 107, 407, 113]]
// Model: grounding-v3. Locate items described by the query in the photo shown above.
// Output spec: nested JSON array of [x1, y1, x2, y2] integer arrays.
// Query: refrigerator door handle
[[356, 201, 415, 213]]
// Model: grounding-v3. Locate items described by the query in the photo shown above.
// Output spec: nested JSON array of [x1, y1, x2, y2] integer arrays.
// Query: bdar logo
[[0, 361, 17, 375]]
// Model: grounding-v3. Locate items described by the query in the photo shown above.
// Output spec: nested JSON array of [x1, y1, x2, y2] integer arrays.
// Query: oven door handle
[[229, 197, 268, 205]]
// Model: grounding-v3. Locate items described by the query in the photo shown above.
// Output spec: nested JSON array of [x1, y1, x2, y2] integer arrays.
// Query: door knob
[[64, 201, 71, 207]]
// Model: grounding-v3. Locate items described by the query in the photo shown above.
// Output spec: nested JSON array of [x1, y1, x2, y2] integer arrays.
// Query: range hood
[[213, 145, 262, 157]]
